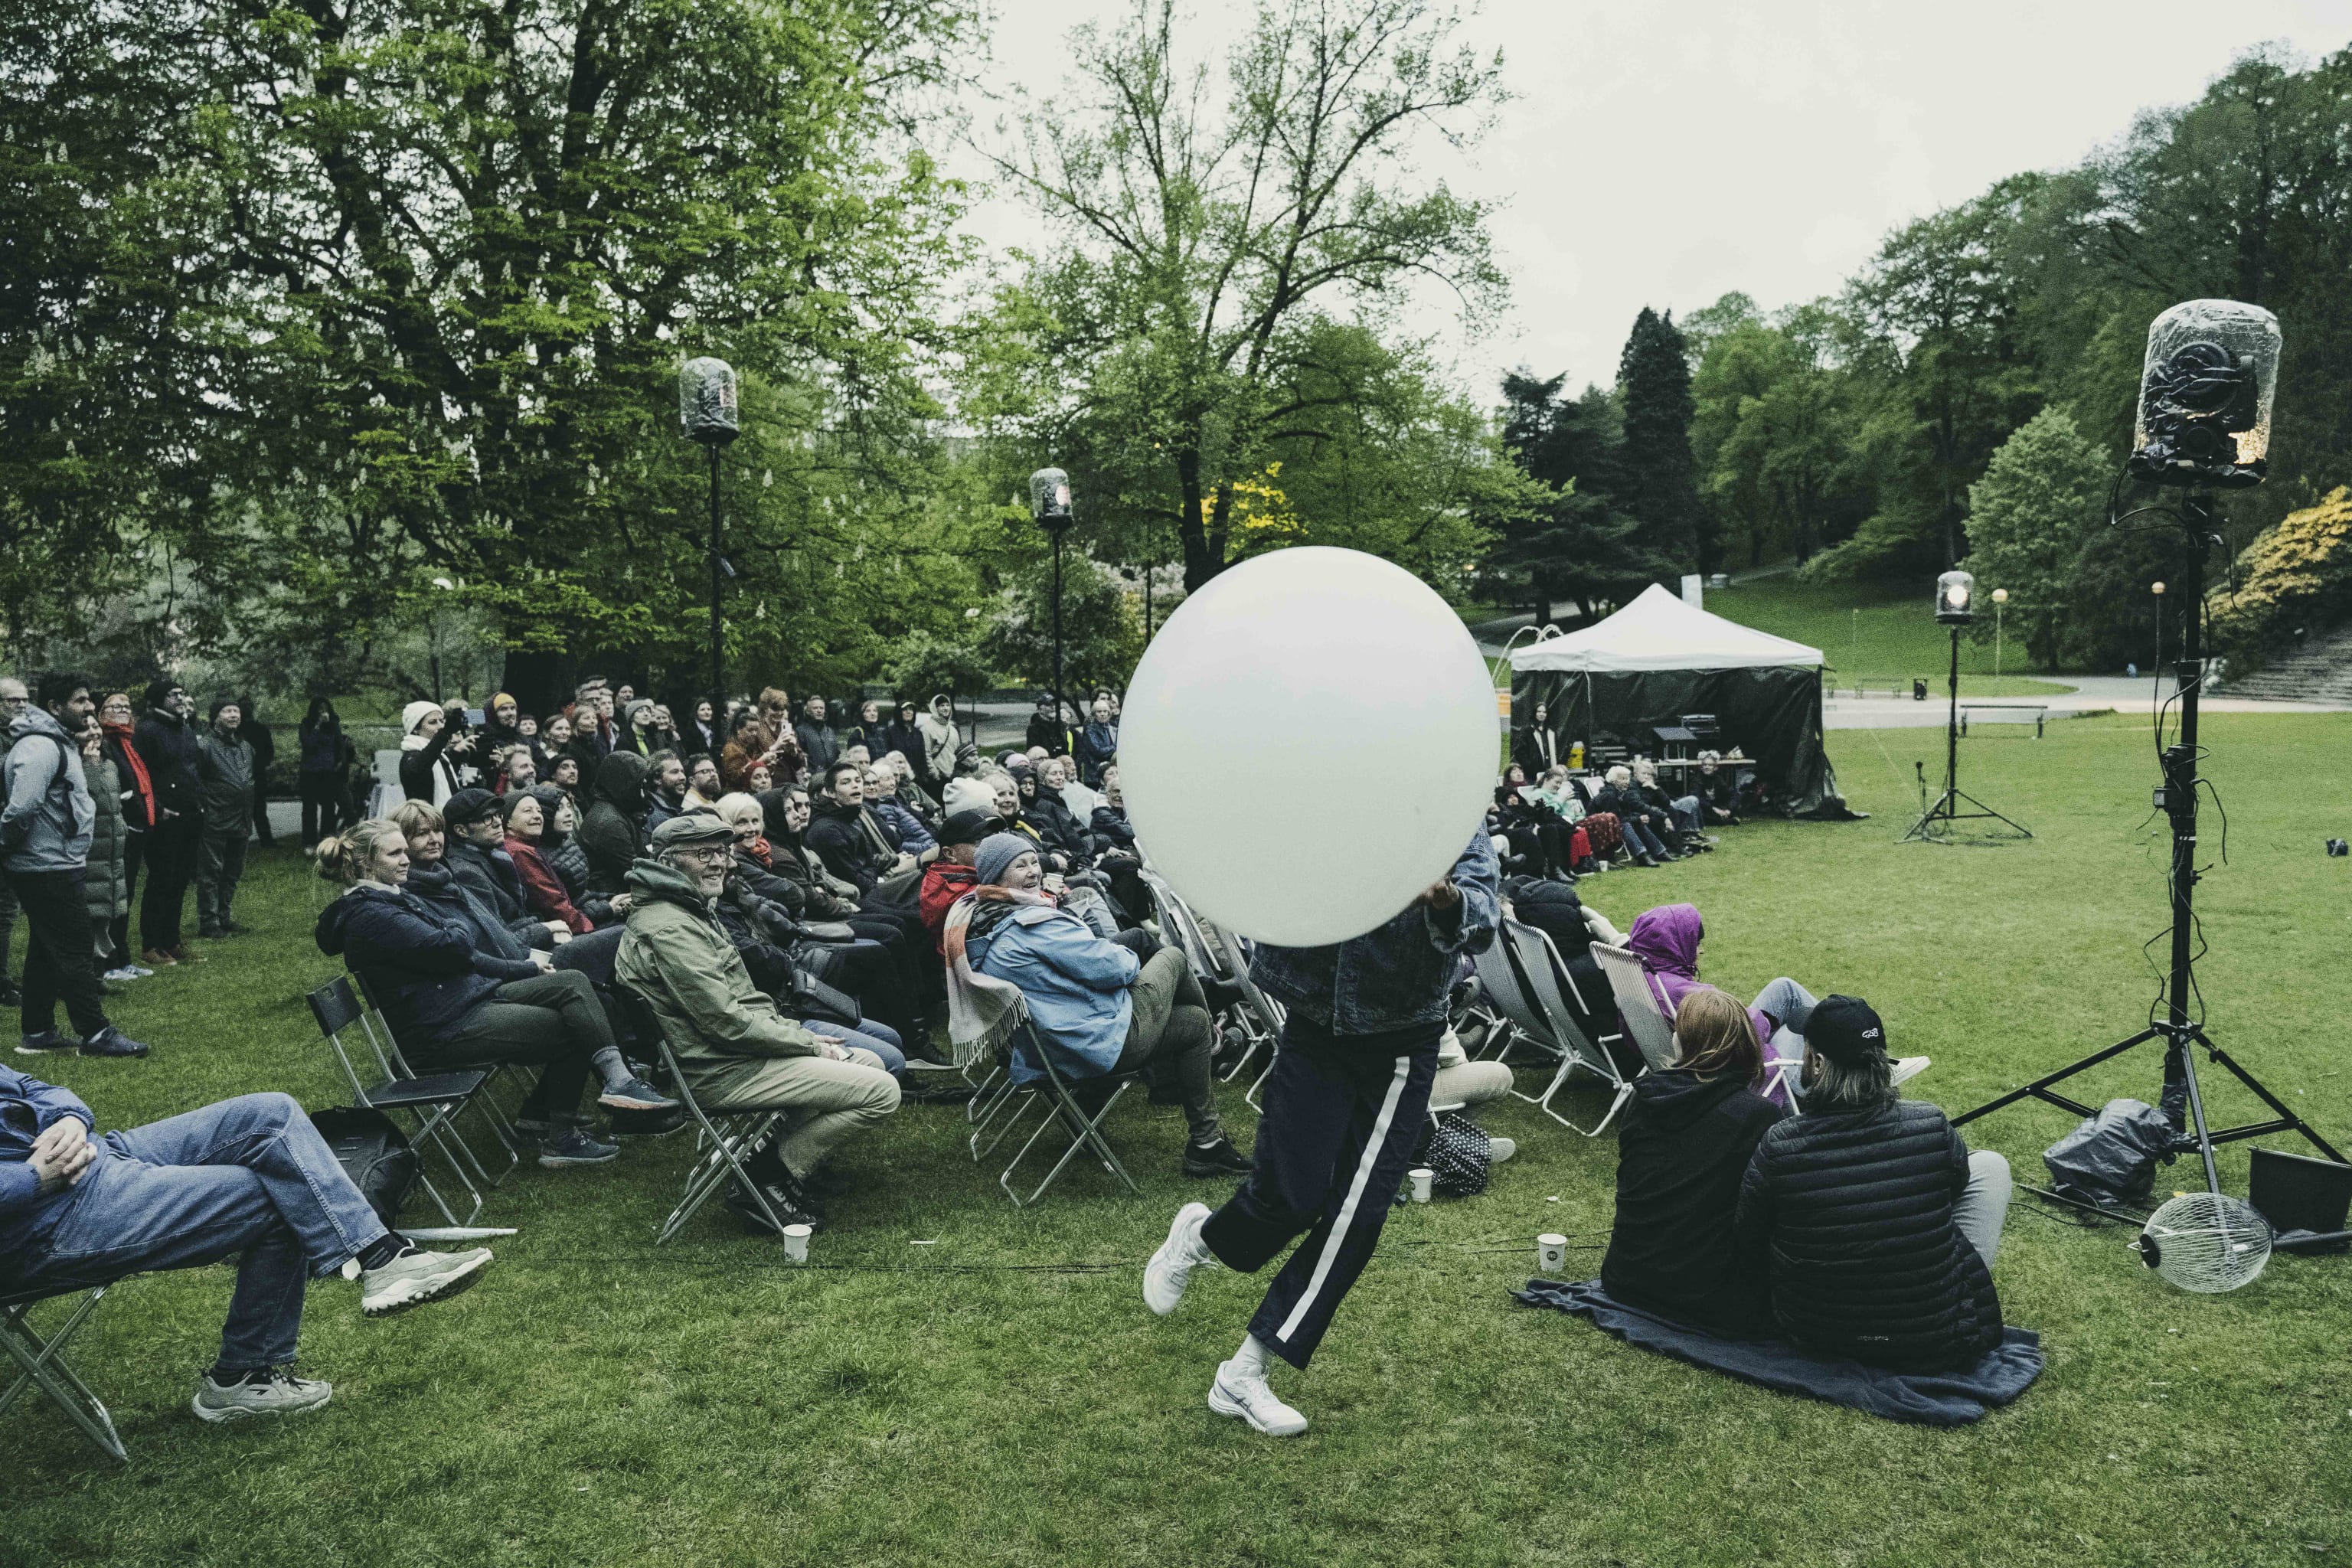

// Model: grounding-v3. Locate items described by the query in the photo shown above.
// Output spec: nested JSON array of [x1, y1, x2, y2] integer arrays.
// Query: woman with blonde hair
[[1599, 986, 1784, 1334]]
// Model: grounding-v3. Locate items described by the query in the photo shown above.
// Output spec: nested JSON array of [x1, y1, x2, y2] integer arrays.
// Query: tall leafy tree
[[1958, 407, 2108, 669], [1487, 371, 1662, 619], [1616, 307, 1704, 572]]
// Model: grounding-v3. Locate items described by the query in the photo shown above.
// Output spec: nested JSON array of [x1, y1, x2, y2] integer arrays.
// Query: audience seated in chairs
[[951, 835, 1250, 1179], [313, 818, 673, 1168], [805, 761, 923, 900], [1736, 996, 2011, 1370], [1601, 987, 1785, 1336], [1592, 766, 1679, 867], [616, 813, 902, 1232], [1631, 756, 1708, 848], [1625, 903, 1815, 1105], [0, 1063, 493, 1423], [1500, 875, 1621, 1034], [579, 750, 651, 897]]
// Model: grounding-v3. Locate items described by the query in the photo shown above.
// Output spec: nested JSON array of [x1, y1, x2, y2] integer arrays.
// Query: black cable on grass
[[525, 1236, 1610, 1277]]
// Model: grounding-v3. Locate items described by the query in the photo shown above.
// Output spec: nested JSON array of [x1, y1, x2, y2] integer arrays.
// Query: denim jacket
[[1251, 831, 1500, 1035]]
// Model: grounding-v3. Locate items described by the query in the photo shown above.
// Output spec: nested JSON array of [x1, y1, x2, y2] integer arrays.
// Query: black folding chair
[[307, 977, 489, 1226], [349, 971, 523, 1186], [611, 985, 800, 1245], [1, 1282, 128, 1464]]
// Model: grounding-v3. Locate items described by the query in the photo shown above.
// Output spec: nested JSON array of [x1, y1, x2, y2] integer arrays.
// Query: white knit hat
[[401, 700, 441, 736]]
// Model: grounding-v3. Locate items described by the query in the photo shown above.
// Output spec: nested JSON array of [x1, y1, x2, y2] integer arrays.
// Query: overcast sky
[[957, 0, 2352, 397]]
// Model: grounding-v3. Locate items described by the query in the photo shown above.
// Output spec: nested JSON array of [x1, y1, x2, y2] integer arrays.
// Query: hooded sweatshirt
[[1600, 1068, 1785, 1334], [1624, 903, 1772, 1046], [2, 708, 95, 873], [580, 750, 651, 895], [916, 697, 962, 784]]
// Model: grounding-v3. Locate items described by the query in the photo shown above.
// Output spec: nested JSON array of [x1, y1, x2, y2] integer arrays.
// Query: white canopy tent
[[1507, 584, 1823, 675]]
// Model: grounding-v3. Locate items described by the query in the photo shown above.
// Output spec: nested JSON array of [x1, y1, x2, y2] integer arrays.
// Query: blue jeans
[[1669, 794, 1702, 835], [1622, 816, 1672, 861], [811, 1021, 904, 1079], [3, 1093, 388, 1370]]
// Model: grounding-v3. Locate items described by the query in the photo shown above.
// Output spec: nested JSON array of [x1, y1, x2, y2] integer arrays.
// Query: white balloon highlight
[[1120, 547, 1497, 947]]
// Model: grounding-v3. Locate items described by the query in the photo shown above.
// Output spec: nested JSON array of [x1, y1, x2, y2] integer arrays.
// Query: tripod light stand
[[680, 357, 740, 721], [1902, 570, 2030, 842]]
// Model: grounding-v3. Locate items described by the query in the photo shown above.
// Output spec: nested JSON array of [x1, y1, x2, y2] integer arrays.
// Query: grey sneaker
[[537, 1127, 619, 1168], [360, 1246, 495, 1318], [191, 1367, 333, 1423]]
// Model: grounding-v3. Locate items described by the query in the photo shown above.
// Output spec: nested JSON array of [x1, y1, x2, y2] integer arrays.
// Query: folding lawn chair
[[307, 977, 490, 1226], [1501, 920, 1637, 1136], [958, 965, 1145, 1207], [349, 971, 522, 1187], [1591, 943, 1681, 1073], [607, 986, 802, 1245], [1, 1282, 129, 1464]]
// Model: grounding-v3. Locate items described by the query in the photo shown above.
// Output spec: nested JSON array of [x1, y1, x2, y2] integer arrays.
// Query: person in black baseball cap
[[1736, 994, 2014, 1372], [917, 810, 1002, 955]]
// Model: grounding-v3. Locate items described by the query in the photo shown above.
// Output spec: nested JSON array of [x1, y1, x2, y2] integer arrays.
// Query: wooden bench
[[1960, 704, 2047, 738]]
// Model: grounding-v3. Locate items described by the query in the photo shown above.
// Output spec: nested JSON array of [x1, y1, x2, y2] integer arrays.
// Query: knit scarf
[[103, 720, 155, 826]]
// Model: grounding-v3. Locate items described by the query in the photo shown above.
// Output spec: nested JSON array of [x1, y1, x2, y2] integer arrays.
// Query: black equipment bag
[[2043, 1098, 2177, 1207], [789, 967, 862, 1029], [307, 1106, 420, 1228]]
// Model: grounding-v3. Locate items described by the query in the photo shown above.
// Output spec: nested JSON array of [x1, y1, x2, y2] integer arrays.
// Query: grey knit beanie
[[975, 831, 1040, 887]]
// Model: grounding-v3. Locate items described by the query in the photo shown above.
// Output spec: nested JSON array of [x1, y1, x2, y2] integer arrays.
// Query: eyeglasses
[[679, 844, 733, 864]]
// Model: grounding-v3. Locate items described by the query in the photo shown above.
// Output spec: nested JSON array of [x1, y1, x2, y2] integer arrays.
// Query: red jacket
[[919, 861, 977, 955], [506, 835, 594, 934]]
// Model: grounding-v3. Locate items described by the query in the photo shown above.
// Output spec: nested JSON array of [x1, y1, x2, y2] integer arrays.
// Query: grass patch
[[8, 711, 2352, 1566], [1707, 577, 2082, 697]]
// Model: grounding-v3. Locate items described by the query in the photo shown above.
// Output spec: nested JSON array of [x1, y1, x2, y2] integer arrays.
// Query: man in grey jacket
[[194, 699, 256, 939], [2, 673, 147, 1057]]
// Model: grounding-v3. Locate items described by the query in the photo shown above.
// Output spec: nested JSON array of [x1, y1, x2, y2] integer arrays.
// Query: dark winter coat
[[1074, 720, 1118, 786], [1736, 1099, 2003, 1370], [446, 835, 547, 947], [1089, 802, 1135, 851], [1019, 785, 1089, 866], [81, 754, 129, 932], [795, 717, 841, 773], [1025, 713, 1071, 755], [877, 718, 925, 769], [804, 795, 897, 893], [194, 724, 256, 834], [242, 711, 275, 787], [399, 726, 462, 807], [580, 750, 650, 896], [407, 858, 535, 964], [133, 705, 203, 820], [1602, 1070, 1785, 1335], [315, 883, 534, 1050], [299, 710, 344, 776]]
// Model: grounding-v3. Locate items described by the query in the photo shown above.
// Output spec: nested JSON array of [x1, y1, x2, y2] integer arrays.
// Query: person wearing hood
[[6, 674, 148, 1058], [133, 678, 204, 965], [879, 700, 926, 779], [476, 691, 524, 763], [1074, 697, 1119, 789], [804, 760, 919, 898], [296, 697, 350, 850], [616, 813, 902, 1232], [1623, 903, 1823, 1111], [314, 818, 673, 1166], [954, 835, 1243, 1180], [194, 698, 256, 939], [1601, 987, 1785, 1335], [397, 700, 469, 809], [916, 694, 967, 792], [1736, 995, 2011, 1372], [580, 750, 652, 896], [96, 691, 157, 979], [794, 696, 841, 775]]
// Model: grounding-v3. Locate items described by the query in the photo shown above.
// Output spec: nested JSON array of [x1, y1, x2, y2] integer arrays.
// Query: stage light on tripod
[[1935, 570, 1975, 626], [2128, 299, 2279, 489]]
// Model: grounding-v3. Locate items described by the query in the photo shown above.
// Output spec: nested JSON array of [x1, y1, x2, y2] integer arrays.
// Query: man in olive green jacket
[[615, 812, 898, 1228]]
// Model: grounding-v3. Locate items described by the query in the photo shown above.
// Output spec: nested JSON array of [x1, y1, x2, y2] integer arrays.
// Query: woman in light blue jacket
[[958, 834, 1246, 1179]]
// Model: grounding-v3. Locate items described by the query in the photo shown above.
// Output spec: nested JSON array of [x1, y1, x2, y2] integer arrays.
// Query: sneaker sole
[[1207, 1381, 1308, 1436], [16, 1043, 78, 1055], [361, 1252, 494, 1318], [596, 1094, 680, 1112], [191, 1386, 334, 1423], [537, 1148, 621, 1167]]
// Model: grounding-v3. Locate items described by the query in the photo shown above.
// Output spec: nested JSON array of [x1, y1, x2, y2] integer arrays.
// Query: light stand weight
[[1955, 493, 2345, 1183], [1902, 620, 2030, 842]]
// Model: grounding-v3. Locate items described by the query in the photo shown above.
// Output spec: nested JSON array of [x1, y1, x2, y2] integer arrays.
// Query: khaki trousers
[[704, 1048, 901, 1178]]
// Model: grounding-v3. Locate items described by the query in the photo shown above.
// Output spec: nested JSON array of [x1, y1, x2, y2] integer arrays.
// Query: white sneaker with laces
[[1488, 1136, 1517, 1165], [1208, 1360, 1308, 1436], [191, 1367, 333, 1423], [360, 1246, 495, 1318], [1143, 1201, 1214, 1316]]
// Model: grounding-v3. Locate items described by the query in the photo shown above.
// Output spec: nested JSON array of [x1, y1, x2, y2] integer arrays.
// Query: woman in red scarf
[[98, 692, 159, 975]]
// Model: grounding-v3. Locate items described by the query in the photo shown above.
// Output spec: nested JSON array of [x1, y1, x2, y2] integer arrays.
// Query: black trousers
[[140, 813, 198, 952], [1200, 1013, 1440, 1370], [299, 772, 345, 847], [3, 866, 112, 1039], [111, 831, 145, 968]]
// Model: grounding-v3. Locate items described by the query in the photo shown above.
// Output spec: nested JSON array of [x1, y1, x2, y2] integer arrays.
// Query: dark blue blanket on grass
[[1513, 1278, 2043, 1427]]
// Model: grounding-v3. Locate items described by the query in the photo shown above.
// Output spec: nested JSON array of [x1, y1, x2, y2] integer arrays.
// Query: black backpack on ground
[[307, 1106, 420, 1228]]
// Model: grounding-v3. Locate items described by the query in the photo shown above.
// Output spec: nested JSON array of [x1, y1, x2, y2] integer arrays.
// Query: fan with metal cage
[[2130, 1191, 2274, 1292]]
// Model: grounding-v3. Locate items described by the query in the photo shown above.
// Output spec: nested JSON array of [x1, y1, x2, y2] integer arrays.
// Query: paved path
[[1823, 675, 2351, 730]]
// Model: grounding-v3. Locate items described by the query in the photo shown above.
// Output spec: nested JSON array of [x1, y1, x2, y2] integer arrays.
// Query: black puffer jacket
[[1736, 1100, 2001, 1370], [1603, 1071, 1783, 1335]]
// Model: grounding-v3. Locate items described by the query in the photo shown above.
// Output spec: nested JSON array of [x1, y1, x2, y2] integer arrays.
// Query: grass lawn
[[8, 711, 2352, 1567], [1705, 576, 2083, 698]]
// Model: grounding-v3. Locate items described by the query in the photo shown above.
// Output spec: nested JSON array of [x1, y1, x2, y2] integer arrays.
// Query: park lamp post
[[1030, 467, 1076, 740], [1991, 587, 2008, 678], [680, 358, 740, 722], [2151, 580, 2166, 675]]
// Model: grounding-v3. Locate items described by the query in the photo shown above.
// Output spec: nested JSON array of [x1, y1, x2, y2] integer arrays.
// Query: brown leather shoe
[[140, 949, 180, 968], [169, 944, 206, 965]]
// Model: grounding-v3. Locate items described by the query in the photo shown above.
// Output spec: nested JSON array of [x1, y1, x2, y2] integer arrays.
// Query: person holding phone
[[397, 701, 468, 808]]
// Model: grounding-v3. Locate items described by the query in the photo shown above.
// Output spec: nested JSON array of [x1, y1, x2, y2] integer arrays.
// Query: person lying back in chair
[[1600, 987, 1784, 1336], [949, 834, 1249, 1181]]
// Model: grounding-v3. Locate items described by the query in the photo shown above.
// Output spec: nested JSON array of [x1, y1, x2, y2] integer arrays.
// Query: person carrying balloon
[[1142, 828, 1500, 1437]]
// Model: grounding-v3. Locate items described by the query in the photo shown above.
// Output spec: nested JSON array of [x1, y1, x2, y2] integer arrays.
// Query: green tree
[[1487, 372, 1664, 618], [1617, 307, 1705, 572], [1958, 408, 2108, 669]]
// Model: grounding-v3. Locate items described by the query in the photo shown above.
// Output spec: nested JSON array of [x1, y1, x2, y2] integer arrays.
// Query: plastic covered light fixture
[[2128, 300, 2278, 489], [1030, 467, 1073, 531], [1936, 569, 1975, 626], [679, 357, 740, 446]]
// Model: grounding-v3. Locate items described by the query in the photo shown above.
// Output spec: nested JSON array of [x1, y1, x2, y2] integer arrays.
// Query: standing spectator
[[756, 687, 793, 750], [685, 697, 723, 757], [3, 673, 148, 1057], [1512, 700, 1561, 780], [133, 678, 204, 966], [880, 700, 925, 776], [96, 693, 155, 979], [397, 701, 468, 808], [844, 699, 885, 757], [1075, 697, 1119, 788], [0, 678, 24, 1008], [1025, 692, 1071, 756], [240, 695, 276, 848], [74, 717, 136, 983], [296, 697, 348, 851], [916, 694, 964, 792], [615, 700, 660, 757], [476, 692, 524, 760], [194, 700, 256, 939], [795, 696, 841, 774]]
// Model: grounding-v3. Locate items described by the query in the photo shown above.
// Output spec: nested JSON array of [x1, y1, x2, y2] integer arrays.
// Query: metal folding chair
[[1, 1282, 127, 1464], [955, 964, 1145, 1207], [610, 986, 802, 1245], [307, 977, 488, 1226], [348, 971, 522, 1187], [1591, 943, 1681, 1073], [1501, 920, 1636, 1136]]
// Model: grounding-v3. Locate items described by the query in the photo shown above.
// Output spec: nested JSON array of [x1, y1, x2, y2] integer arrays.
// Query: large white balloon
[[1120, 546, 1497, 947]]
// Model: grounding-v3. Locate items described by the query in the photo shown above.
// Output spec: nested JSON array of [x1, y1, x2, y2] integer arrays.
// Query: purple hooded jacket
[[1623, 903, 1774, 1046]]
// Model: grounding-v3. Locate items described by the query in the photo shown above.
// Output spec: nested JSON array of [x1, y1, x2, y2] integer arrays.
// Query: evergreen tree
[[1488, 372, 1665, 620], [1617, 308, 1705, 573]]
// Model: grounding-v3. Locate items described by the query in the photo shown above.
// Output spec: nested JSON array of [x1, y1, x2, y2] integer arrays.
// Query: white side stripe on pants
[[1274, 1055, 1412, 1344]]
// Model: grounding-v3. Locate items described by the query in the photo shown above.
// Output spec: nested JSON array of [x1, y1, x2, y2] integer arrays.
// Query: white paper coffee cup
[[1537, 1233, 1568, 1272], [1408, 1167, 1434, 1203], [782, 1223, 812, 1262]]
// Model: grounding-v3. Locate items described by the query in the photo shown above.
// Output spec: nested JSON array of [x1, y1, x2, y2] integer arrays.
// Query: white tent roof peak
[[1508, 583, 1824, 674]]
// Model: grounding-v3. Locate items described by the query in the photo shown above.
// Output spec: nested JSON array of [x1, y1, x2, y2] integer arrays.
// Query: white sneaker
[[1208, 1361, 1308, 1436], [1891, 1055, 1932, 1089], [1488, 1136, 1517, 1165], [1143, 1201, 1214, 1316], [360, 1246, 495, 1318], [191, 1367, 332, 1423]]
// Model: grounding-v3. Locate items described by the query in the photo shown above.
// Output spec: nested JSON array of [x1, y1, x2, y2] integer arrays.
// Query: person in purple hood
[[1624, 903, 1814, 1109]]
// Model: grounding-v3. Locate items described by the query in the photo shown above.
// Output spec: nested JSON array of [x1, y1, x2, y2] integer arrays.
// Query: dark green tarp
[[1512, 664, 1853, 820]]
